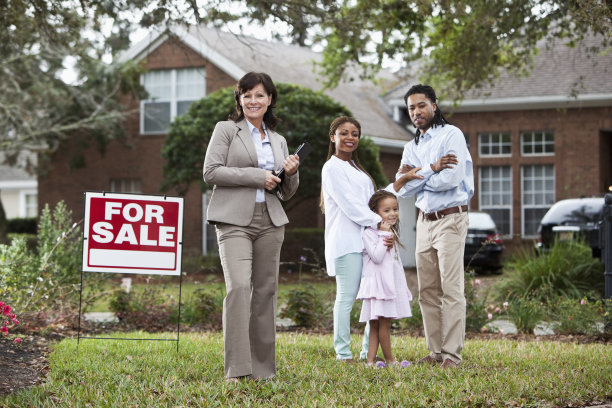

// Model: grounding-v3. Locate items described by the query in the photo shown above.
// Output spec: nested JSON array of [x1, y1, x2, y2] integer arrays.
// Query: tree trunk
[[0, 193, 8, 244]]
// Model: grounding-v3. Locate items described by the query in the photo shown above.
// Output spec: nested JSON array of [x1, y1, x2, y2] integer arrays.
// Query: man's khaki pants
[[416, 211, 469, 364], [216, 203, 285, 379]]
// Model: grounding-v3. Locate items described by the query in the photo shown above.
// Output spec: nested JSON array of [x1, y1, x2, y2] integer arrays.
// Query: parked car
[[536, 197, 605, 258], [464, 211, 504, 273]]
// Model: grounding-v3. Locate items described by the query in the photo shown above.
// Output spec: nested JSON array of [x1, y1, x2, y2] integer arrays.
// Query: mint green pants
[[333, 252, 370, 360]]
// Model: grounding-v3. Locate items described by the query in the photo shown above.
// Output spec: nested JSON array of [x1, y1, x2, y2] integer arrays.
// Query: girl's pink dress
[[356, 227, 413, 321]]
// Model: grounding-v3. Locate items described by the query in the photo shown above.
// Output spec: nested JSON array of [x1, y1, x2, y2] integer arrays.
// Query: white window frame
[[520, 131, 554, 156], [521, 164, 555, 238], [478, 132, 512, 157], [110, 178, 142, 194], [19, 190, 38, 218], [140, 68, 206, 135], [478, 166, 513, 237]]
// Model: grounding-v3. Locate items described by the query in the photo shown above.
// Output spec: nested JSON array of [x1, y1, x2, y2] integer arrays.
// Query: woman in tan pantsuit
[[203, 72, 299, 382]]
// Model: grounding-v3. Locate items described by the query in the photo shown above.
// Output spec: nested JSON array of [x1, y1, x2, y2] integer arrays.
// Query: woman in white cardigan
[[320, 116, 385, 361], [321, 116, 424, 361]]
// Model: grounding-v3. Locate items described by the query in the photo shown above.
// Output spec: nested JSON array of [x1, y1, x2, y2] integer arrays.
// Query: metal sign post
[[78, 191, 184, 351]]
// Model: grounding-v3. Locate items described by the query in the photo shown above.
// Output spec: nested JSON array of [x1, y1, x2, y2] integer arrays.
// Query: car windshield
[[540, 198, 604, 225], [468, 212, 496, 229]]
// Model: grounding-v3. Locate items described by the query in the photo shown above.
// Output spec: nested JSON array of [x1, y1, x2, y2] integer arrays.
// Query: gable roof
[[0, 152, 36, 187], [119, 25, 412, 150], [384, 34, 612, 112]]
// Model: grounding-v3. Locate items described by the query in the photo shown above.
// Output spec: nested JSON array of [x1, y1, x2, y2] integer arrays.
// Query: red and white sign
[[82, 192, 184, 275]]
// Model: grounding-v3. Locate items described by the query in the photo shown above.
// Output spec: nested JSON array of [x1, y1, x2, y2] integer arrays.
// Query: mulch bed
[[0, 336, 50, 396]]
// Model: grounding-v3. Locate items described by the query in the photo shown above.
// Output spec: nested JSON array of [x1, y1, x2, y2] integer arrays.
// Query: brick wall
[[38, 37, 236, 251], [450, 105, 612, 245]]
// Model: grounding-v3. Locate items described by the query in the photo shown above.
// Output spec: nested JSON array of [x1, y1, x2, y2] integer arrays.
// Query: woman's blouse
[[321, 155, 381, 276], [245, 119, 276, 202]]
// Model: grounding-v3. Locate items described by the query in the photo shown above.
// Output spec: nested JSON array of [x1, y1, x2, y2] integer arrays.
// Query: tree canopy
[[3, 0, 610, 171], [315, 0, 612, 97], [161, 83, 387, 208], [0, 0, 148, 170]]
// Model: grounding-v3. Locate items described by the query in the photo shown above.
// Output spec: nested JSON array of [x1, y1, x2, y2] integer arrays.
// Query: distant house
[[385, 34, 612, 250], [37, 26, 418, 263], [0, 153, 37, 220]]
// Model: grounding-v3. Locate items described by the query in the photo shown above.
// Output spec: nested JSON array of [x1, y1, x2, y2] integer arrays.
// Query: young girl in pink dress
[[357, 190, 413, 367]]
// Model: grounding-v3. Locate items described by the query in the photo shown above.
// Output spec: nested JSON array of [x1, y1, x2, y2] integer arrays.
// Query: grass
[[2, 332, 611, 407]]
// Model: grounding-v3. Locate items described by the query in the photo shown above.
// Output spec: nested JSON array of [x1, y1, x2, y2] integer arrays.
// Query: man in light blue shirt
[[391, 84, 474, 368]]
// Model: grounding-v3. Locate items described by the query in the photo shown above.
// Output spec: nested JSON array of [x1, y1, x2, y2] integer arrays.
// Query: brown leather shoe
[[441, 359, 459, 369], [417, 355, 438, 365]]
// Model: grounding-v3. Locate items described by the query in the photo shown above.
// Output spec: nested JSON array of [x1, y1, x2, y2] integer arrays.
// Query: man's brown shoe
[[441, 359, 458, 369], [417, 355, 438, 365]]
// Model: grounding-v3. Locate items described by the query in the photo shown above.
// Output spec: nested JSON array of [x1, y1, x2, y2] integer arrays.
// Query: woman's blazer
[[203, 119, 299, 227]]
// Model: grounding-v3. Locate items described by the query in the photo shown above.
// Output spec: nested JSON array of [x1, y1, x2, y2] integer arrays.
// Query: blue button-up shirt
[[246, 119, 276, 202], [389, 124, 474, 213]]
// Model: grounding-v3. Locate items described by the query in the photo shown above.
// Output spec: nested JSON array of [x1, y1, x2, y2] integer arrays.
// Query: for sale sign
[[82, 192, 183, 275]]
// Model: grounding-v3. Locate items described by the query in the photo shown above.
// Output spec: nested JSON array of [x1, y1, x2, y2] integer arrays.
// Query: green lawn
[[2, 332, 610, 407]]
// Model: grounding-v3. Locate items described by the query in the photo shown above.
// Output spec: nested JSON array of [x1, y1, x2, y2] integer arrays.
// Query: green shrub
[[495, 240, 604, 302], [350, 301, 362, 329], [108, 290, 130, 316], [6, 233, 37, 250], [181, 250, 222, 274], [606, 299, 612, 334], [465, 272, 489, 332], [548, 297, 605, 336], [0, 202, 84, 314], [394, 300, 423, 330], [506, 298, 545, 333], [281, 228, 325, 273], [7, 218, 37, 234], [180, 287, 224, 328], [280, 285, 330, 328], [109, 286, 175, 331]]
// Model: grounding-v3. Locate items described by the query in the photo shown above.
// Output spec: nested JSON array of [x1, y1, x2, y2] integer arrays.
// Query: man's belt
[[420, 205, 468, 221]]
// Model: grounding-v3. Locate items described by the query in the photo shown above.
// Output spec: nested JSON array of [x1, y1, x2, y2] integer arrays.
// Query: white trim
[[521, 164, 555, 238], [117, 27, 246, 81], [0, 180, 37, 190], [478, 132, 512, 158], [19, 189, 37, 218], [368, 136, 409, 153], [117, 30, 169, 63], [387, 93, 612, 112], [174, 26, 246, 80], [520, 131, 555, 156], [140, 67, 206, 135], [478, 166, 513, 237]]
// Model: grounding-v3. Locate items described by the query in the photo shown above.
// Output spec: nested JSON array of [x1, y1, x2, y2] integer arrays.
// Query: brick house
[[386, 35, 612, 251], [0, 158, 37, 220], [37, 26, 417, 262]]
